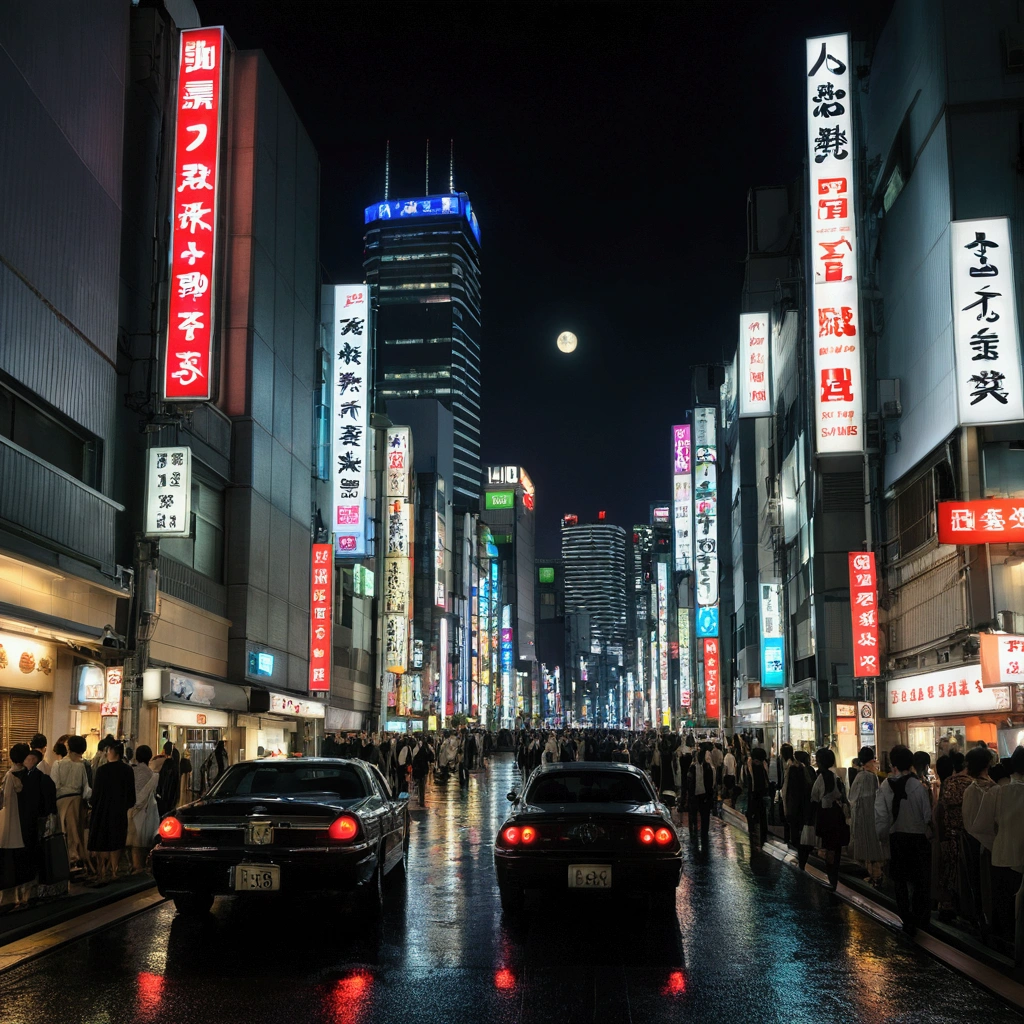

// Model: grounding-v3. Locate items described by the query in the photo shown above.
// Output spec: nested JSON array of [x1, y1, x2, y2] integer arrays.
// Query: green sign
[[485, 490, 515, 510], [353, 565, 375, 597], [538, 567, 555, 583]]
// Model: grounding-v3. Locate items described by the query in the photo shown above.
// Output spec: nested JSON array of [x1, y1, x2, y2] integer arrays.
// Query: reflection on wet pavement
[[0, 753, 1018, 1023]]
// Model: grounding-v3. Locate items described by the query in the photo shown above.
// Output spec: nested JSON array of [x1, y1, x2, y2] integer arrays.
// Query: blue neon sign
[[762, 637, 785, 688], [696, 606, 719, 638], [364, 193, 481, 245]]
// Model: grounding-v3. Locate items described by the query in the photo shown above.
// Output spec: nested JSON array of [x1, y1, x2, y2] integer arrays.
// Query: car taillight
[[158, 816, 182, 841], [502, 826, 521, 845], [639, 826, 655, 845], [655, 827, 674, 846], [520, 826, 537, 844], [329, 815, 359, 841]]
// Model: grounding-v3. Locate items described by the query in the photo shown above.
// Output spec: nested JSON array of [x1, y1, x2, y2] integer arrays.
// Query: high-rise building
[[560, 515, 629, 724], [363, 192, 482, 512]]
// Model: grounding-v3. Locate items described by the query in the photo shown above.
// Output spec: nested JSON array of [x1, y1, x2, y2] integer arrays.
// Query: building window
[[161, 479, 225, 582], [0, 378, 102, 488]]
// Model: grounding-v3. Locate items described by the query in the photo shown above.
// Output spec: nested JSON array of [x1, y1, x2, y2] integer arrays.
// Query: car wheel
[[393, 813, 411, 878], [363, 853, 384, 914], [173, 893, 214, 916]]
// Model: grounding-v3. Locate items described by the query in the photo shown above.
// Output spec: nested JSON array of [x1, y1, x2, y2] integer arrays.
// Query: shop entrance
[[162, 726, 222, 798], [0, 693, 41, 771]]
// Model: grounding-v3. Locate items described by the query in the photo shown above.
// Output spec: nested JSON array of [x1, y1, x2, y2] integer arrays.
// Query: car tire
[[173, 893, 214, 916], [393, 812, 411, 878], [363, 854, 384, 915]]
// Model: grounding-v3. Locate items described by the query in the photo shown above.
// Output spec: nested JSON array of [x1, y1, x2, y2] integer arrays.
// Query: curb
[[718, 804, 1024, 1012]]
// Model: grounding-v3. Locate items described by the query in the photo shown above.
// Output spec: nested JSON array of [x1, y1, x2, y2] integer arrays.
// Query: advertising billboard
[[759, 582, 785, 688], [806, 33, 863, 453], [309, 543, 333, 693], [739, 313, 771, 417], [704, 638, 720, 721], [672, 424, 692, 573], [694, 408, 718, 608], [848, 552, 878, 678], [937, 499, 1024, 545], [163, 28, 225, 402], [485, 490, 515, 510], [886, 669, 1009, 719], [657, 561, 670, 718], [950, 217, 1024, 425]]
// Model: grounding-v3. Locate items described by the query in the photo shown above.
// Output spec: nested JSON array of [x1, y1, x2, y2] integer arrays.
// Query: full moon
[[557, 331, 578, 354]]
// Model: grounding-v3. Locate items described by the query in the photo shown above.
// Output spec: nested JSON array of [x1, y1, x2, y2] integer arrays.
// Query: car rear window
[[526, 771, 653, 805], [211, 764, 367, 801]]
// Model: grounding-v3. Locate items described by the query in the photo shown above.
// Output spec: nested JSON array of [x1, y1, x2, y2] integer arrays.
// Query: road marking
[[0, 890, 167, 975], [718, 806, 1024, 1011]]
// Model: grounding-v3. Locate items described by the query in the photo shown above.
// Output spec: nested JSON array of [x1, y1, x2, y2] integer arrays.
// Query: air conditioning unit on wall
[[878, 378, 902, 419]]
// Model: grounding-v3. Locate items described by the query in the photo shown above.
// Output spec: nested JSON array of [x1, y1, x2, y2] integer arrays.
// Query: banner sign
[[739, 313, 771, 417], [694, 408, 718, 606], [848, 551, 878, 678], [144, 446, 192, 537], [309, 543, 333, 692], [703, 638, 720, 720], [164, 27, 225, 401], [937, 499, 1024, 545], [759, 582, 785, 688], [950, 217, 1024, 425], [980, 632, 1024, 685], [886, 668, 1009, 719], [806, 33, 863, 452]]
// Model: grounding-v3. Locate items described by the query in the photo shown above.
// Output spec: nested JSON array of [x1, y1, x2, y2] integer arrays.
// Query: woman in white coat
[[848, 745, 885, 887], [127, 744, 160, 874]]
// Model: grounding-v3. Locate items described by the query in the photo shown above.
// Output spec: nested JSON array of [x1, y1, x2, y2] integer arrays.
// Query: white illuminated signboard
[[694, 407, 718, 608], [144, 446, 192, 537], [806, 33, 863, 453], [739, 313, 771, 417], [672, 425, 692, 572]]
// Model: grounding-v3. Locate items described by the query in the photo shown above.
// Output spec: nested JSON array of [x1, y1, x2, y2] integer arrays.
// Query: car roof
[[528, 762, 647, 777], [239, 757, 366, 766]]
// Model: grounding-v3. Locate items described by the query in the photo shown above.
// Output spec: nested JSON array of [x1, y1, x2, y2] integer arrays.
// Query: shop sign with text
[[848, 551, 878, 678]]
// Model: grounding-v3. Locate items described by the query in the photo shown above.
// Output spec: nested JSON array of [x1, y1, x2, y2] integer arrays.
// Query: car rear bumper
[[494, 850, 682, 893], [152, 844, 378, 896]]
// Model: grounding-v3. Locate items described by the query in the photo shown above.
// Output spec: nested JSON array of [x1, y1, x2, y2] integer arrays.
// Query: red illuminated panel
[[163, 28, 225, 401], [937, 499, 1024, 545], [703, 638, 719, 720], [848, 551, 878, 678], [309, 543, 333, 692]]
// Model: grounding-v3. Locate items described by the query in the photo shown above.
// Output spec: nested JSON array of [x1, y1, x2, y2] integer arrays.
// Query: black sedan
[[494, 762, 682, 913], [152, 757, 409, 915]]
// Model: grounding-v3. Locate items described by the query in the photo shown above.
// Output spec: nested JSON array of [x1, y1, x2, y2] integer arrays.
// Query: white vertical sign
[[657, 560, 670, 719], [950, 217, 1024, 425], [739, 313, 771, 417], [333, 285, 370, 555], [694, 407, 718, 607], [672, 424, 692, 572], [806, 34, 863, 453], [144, 446, 192, 537]]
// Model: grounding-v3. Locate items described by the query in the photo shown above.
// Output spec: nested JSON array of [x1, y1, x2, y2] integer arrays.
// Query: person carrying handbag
[[810, 748, 850, 890]]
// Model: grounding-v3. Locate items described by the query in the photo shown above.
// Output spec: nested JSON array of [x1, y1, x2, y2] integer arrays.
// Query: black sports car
[[152, 757, 409, 915], [494, 762, 682, 912]]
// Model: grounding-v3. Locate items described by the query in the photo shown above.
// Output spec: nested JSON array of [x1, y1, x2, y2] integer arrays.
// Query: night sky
[[196, 0, 891, 557]]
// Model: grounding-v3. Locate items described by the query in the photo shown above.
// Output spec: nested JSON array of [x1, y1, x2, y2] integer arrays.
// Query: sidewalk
[[717, 803, 1024, 1009], [0, 873, 157, 949]]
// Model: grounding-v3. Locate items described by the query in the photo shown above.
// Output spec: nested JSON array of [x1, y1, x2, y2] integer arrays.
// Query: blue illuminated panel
[[365, 193, 481, 245]]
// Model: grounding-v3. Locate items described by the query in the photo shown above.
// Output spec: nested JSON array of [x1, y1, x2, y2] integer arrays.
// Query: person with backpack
[[875, 743, 934, 935], [810, 748, 850, 890]]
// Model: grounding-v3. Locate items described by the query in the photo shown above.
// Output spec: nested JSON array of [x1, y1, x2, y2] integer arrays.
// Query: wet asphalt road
[[0, 753, 1018, 1024]]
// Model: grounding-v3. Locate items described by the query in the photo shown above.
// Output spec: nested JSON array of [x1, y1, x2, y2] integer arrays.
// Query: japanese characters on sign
[[333, 285, 370, 556], [164, 28, 225, 402], [739, 313, 771, 417], [678, 609, 691, 709], [308, 543, 333, 693], [806, 34, 863, 453], [672, 425, 692, 572], [937, 499, 1024, 545], [144, 446, 192, 537], [101, 667, 123, 720], [384, 426, 413, 676], [703, 638, 720, 721], [886, 669, 1010, 720], [694, 408, 718, 608], [848, 551, 878, 678], [656, 562, 670, 718], [950, 218, 1024, 425], [760, 582, 785, 688], [980, 633, 1024, 685]]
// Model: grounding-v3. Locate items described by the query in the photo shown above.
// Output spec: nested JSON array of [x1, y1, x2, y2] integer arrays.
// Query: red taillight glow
[[662, 970, 686, 996], [502, 826, 521, 845], [655, 827, 674, 846], [639, 826, 655, 845], [520, 826, 537, 844], [329, 815, 359, 841], [494, 967, 516, 991], [158, 817, 182, 840]]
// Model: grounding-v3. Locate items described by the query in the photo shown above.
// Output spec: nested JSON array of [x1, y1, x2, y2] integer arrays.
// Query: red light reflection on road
[[661, 970, 686, 996], [327, 970, 373, 1024], [494, 967, 516, 991], [136, 972, 165, 1017]]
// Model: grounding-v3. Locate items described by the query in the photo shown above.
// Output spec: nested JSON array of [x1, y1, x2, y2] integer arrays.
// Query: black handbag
[[38, 831, 71, 884]]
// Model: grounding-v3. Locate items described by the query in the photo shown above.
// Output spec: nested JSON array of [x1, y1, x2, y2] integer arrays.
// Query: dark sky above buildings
[[197, 0, 892, 557]]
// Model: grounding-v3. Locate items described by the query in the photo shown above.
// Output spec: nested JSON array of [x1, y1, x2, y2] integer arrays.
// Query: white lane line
[[0, 890, 167, 975]]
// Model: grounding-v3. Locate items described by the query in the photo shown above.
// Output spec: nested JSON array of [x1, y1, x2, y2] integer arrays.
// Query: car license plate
[[234, 864, 280, 891], [246, 822, 273, 846], [568, 864, 611, 889]]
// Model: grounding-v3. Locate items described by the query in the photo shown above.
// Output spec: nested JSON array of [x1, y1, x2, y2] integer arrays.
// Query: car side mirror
[[397, 791, 409, 803], [507, 790, 518, 803]]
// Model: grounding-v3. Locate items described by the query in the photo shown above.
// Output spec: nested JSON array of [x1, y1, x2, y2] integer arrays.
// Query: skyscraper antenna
[[384, 140, 390, 200], [425, 138, 430, 195], [449, 139, 454, 193]]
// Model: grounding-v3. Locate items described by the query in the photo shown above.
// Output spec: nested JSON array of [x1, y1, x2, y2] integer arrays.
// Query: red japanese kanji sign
[[703, 638, 720, 720], [848, 551, 878, 678], [937, 499, 1024, 545], [309, 543, 333, 693], [163, 27, 225, 401]]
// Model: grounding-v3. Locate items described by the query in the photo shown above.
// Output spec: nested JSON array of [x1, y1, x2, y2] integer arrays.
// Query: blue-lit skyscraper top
[[364, 192, 482, 246]]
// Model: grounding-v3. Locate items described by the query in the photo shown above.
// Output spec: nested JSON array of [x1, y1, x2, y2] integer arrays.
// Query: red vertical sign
[[848, 551, 878, 677], [309, 543, 333, 693], [703, 638, 720, 720], [163, 27, 225, 401]]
